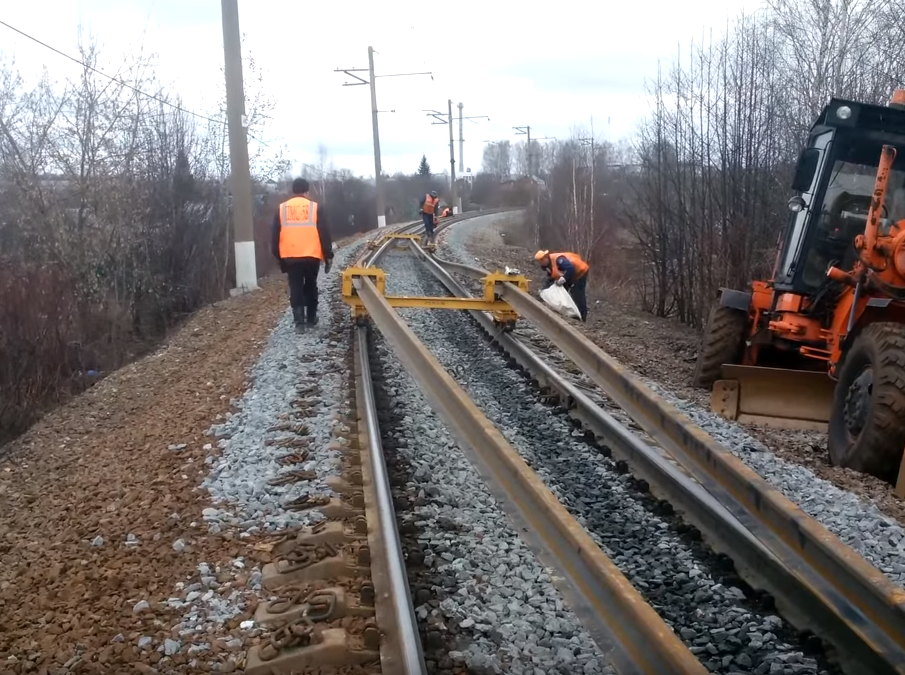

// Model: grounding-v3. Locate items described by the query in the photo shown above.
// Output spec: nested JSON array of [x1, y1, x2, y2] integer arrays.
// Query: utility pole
[[220, 0, 258, 294], [458, 103, 464, 184], [514, 126, 555, 248], [456, 102, 489, 191], [367, 47, 385, 228], [514, 125, 536, 246], [580, 117, 597, 262], [336, 50, 432, 229], [448, 99, 457, 214], [514, 125, 531, 176], [427, 104, 488, 214]]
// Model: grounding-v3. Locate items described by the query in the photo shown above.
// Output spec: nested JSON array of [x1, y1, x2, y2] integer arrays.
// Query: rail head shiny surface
[[350, 218, 429, 675], [355, 328, 427, 675], [352, 273, 710, 675]]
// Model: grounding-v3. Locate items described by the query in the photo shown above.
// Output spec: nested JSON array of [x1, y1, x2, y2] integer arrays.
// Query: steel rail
[[431, 251, 905, 675], [349, 245, 710, 675], [341, 220, 431, 675], [354, 327, 427, 675], [337, 213, 507, 673]]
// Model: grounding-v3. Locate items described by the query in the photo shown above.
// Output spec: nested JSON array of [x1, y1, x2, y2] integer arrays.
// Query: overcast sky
[[2, 0, 761, 178]]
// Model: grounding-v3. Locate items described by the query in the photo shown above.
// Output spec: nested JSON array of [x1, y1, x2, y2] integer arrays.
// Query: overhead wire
[[1, 18, 506, 179], [0, 18, 227, 129], [0, 18, 353, 176]]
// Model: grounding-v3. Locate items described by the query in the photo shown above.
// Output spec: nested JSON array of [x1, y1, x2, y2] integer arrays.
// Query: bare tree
[[482, 140, 512, 178], [0, 33, 290, 442]]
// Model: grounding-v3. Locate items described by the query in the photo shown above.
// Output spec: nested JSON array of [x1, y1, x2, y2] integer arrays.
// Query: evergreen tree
[[417, 155, 431, 176]]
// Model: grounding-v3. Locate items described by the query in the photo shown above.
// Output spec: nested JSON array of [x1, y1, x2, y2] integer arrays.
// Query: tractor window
[[800, 140, 905, 290], [778, 131, 833, 286]]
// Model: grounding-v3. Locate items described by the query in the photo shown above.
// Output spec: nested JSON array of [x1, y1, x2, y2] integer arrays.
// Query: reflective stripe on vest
[[549, 252, 589, 279], [279, 197, 323, 260], [423, 194, 438, 214]]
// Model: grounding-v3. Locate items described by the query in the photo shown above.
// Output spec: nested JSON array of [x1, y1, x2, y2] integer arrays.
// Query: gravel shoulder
[[441, 213, 905, 585], [0, 276, 287, 673], [0, 232, 368, 674]]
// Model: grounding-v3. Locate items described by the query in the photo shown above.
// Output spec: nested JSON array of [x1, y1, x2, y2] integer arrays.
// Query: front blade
[[711, 364, 835, 431]]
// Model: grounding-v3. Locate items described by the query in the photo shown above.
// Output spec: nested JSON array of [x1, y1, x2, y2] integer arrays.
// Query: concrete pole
[[220, 0, 258, 293], [458, 102, 464, 180], [368, 46, 387, 228], [448, 99, 458, 214]]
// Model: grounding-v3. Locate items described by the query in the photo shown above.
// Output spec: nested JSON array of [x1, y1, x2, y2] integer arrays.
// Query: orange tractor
[[695, 90, 905, 487]]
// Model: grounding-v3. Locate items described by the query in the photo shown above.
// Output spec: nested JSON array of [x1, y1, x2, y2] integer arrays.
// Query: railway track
[[239, 213, 490, 675], [245, 208, 905, 675]]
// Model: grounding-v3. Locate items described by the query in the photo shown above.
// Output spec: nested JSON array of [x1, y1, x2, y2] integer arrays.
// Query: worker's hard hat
[[430, 190, 438, 197], [534, 250, 549, 261]]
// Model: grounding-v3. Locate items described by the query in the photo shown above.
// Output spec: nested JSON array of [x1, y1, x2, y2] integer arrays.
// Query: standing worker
[[419, 190, 440, 242], [272, 178, 334, 328], [534, 250, 590, 322]]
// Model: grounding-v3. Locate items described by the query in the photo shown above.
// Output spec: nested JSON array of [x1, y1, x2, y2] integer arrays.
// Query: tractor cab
[[774, 96, 905, 299], [697, 90, 905, 490]]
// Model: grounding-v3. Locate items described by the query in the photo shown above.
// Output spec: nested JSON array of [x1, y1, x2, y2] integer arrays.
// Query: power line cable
[[0, 19, 391, 180], [0, 18, 230, 129]]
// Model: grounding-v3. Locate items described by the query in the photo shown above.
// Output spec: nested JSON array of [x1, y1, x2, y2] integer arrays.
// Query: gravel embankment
[[380, 247, 836, 675], [441, 213, 905, 589], [364, 275, 612, 674], [0, 274, 292, 674], [159, 240, 371, 669]]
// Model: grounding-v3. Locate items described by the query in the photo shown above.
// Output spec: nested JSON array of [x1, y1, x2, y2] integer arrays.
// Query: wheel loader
[[695, 89, 905, 490]]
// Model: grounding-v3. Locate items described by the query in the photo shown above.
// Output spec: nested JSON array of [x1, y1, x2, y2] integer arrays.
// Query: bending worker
[[419, 190, 440, 241], [272, 178, 334, 327], [534, 249, 590, 322]]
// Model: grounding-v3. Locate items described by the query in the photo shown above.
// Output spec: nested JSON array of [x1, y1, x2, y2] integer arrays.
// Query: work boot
[[292, 306, 305, 326], [306, 308, 318, 326]]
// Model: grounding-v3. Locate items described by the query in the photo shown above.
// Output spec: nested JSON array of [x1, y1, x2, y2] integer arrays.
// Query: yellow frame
[[341, 267, 528, 324]]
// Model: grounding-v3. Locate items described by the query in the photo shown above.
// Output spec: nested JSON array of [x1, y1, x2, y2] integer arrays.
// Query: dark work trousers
[[422, 212, 435, 238], [569, 273, 589, 322], [286, 258, 321, 317]]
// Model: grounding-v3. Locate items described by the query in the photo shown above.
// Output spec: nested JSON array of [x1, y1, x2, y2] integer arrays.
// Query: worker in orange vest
[[534, 250, 590, 322], [272, 178, 334, 327], [419, 190, 440, 242]]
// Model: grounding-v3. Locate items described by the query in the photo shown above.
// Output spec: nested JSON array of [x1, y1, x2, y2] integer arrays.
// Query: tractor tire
[[693, 304, 748, 389], [828, 322, 905, 484]]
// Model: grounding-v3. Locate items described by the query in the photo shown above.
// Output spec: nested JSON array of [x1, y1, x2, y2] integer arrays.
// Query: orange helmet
[[534, 250, 549, 261]]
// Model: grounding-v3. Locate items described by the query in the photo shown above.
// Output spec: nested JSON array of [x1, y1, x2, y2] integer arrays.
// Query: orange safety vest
[[549, 252, 589, 280], [279, 197, 323, 260], [422, 194, 439, 214]]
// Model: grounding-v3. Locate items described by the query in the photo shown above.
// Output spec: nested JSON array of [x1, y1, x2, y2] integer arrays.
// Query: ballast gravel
[[649, 384, 905, 584], [367, 326, 614, 675], [379, 248, 835, 675], [442, 213, 905, 591], [161, 240, 369, 665]]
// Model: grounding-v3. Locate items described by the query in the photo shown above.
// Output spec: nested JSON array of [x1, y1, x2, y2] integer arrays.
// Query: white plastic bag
[[539, 284, 581, 320]]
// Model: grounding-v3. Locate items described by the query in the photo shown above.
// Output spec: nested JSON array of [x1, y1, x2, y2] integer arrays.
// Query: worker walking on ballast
[[272, 178, 334, 328], [535, 250, 590, 322], [419, 190, 440, 242]]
